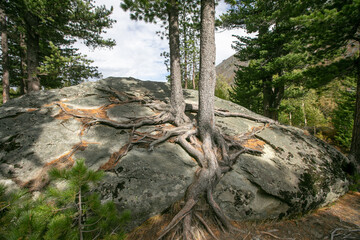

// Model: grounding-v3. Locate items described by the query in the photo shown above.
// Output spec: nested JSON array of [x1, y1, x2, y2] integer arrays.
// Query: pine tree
[[332, 78, 356, 151], [0, 0, 115, 92], [223, 0, 306, 120], [121, 0, 190, 125], [0, 7, 10, 104], [0, 160, 130, 240], [290, 0, 360, 169]]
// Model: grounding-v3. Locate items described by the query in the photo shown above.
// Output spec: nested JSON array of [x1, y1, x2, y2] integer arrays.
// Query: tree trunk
[[192, 53, 196, 89], [78, 188, 83, 240], [1, 8, 10, 104], [263, 78, 273, 119], [184, 50, 188, 89], [263, 79, 283, 121], [183, 9, 188, 89], [272, 83, 284, 121], [19, 31, 27, 95], [198, 0, 216, 139], [302, 100, 307, 127], [350, 54, 360, 169], [24, 13, 40, 92], [191, 30, 198, 90], [168, 0, 188, 125]]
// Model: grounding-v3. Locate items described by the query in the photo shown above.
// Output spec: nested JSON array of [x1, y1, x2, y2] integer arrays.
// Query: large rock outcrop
[[0, 77, 350, 230]]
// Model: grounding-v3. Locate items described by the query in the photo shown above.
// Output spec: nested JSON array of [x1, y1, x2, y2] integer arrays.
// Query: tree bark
[[262, 77, 273, 119], [302, 100, 307, 127], [192, 49, 197, 89], [1, 8, 10, 104], [273, 83, 284, 121], [198, 0, 216, 139], [168, 0, 188, 125], [19, 31, 27, 95], [184, 49, 188, 89], [262, 79, 283, 121], [182, 8, 188, 89], [350, 54, 360, 169], [24, 13, 40, 92], [191, 30, 198, 90]]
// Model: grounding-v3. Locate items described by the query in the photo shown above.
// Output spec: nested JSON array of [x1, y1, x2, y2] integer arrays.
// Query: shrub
[[0, 159, 130, 240]]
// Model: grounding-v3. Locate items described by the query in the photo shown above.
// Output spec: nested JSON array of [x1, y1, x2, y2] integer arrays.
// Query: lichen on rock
[[0, 77, 351, 231]]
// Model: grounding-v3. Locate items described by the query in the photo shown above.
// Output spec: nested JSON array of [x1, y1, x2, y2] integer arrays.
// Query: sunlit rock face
[[0, 77, 350, 230]]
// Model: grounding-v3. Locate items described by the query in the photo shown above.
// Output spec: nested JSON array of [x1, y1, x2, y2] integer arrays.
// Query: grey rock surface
[[0, 77, 351, 230]]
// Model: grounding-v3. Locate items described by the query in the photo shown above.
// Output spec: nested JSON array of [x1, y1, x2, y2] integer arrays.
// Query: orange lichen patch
[[22, 141, 92, 192], [54, 102, 118, 121], [43, 102, 56, 108], [242, 138, 266, 152], [43, 141, 92, 167], [79, 124, 90, 136], [99, 143, 132, 170], [303, 130, 310, 136], [108, 96, 119, 102], [22, 156, 75, 192], [248, 125, 265, 135], [27, 108, 39, 112]]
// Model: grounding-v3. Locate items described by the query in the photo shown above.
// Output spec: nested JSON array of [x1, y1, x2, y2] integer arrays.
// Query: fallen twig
[[330, 228, 360, 240], [260, 231, 295, 240]]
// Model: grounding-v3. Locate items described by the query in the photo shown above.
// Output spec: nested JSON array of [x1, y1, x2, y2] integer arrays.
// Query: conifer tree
[[121, 0, 190, 125], [0, 160, 129, 240], [290, 0, 360, 169], [223, 0, 306, 121], [0, 7, 10, 104], [0, 0, 115, 92]]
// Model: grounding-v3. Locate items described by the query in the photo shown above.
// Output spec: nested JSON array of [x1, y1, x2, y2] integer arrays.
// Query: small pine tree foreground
[[0, 159, 130, 240]]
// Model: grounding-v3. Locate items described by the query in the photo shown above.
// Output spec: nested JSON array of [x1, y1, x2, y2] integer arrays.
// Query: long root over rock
[[54, 90, 272, 240]]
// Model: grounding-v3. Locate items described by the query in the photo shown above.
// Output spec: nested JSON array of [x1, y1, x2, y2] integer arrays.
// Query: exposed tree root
[[194, 213, 219, 240], [54, 95, 275, 240], [185, 103, 277, 124]]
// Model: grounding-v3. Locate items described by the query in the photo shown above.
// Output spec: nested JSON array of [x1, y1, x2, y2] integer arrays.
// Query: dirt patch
[[222, 192, 360, 240], [126, 192, 360, 240]]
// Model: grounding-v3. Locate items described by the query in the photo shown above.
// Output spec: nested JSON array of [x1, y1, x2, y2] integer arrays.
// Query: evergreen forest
[[0, 0, 359, 239]]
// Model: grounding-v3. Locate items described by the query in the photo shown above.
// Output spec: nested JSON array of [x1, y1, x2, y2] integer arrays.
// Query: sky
[[75, 0, 248, 82]]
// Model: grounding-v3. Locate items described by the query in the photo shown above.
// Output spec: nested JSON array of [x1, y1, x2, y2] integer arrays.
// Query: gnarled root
[[156, 119, 272, 239], [55, 97, 273, 240], [157, 131, 238, 240]]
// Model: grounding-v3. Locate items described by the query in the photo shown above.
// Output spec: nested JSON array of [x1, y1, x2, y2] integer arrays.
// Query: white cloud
[[76, 0, 247, 82]]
